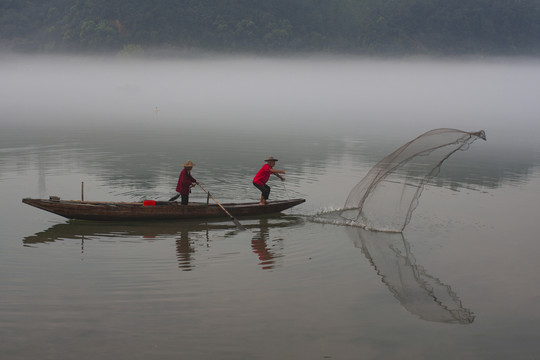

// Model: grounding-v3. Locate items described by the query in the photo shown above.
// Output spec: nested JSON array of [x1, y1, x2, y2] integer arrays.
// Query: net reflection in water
[[348, 227, 475, 324]]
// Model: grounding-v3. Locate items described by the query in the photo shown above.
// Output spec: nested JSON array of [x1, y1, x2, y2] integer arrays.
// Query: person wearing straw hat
[[253, 156, 285, 205], [175, 160, 199, 205]]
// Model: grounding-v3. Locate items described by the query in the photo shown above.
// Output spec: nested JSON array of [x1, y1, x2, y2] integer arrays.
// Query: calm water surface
[[1, 57, 540, 359]]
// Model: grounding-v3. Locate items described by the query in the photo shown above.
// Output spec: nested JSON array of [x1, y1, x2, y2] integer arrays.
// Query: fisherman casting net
[[339, 128, 486, 232]]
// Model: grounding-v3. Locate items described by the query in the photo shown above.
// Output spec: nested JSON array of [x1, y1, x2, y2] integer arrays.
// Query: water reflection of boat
[[23, 216, 303, 271], [22, 198, 305, 221], [347, 227, 475, 324]]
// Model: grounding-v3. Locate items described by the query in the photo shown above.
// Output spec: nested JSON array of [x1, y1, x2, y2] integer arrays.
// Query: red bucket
[[143, 200, 156, 206]]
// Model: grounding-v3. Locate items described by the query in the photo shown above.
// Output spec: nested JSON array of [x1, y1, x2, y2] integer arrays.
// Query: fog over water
[[2, 54, 540, 359], [2, 55, 539, 143]]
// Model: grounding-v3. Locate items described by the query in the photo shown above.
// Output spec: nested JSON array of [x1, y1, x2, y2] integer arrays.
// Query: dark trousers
[[181, 194, 189, 205], [253, 182, 270, 200]]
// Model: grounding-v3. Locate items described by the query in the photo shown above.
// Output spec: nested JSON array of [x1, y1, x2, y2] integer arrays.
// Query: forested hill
[[1, 0, 539, 56]]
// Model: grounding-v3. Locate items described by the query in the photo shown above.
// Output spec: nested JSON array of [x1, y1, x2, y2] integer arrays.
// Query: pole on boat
[[81, 181, 84, 201], [197, 184, 246, 231]]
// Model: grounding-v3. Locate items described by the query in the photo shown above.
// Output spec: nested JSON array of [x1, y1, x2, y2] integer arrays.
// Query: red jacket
[[253, 163, 272, 185], [176, 169, 196, 195]]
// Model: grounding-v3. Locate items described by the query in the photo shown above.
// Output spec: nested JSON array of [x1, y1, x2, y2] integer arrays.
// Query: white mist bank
[[1, 54, 539, 141]]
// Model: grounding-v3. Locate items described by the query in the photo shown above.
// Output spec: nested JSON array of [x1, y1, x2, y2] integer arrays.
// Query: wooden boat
[[22, 197, 306, 221]]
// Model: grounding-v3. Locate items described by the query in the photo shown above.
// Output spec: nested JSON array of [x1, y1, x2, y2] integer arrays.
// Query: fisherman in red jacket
[[253, 156, 285, 205], [175, 160, 199, 205]]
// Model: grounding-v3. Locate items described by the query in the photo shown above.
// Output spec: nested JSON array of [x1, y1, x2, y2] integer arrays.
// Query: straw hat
[[265, 156, 278, 162], [183, 160, 195, 168]]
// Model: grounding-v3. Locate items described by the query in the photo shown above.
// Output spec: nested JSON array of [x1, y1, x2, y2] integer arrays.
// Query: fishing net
[[340, 128, 486, 232]]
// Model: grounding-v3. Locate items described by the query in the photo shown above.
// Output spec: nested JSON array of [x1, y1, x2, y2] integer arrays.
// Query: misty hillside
[[1, 0, 539, 55]]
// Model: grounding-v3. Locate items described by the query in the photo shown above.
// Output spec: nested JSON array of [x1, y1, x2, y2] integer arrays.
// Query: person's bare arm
[[270, 168, 285, 181]]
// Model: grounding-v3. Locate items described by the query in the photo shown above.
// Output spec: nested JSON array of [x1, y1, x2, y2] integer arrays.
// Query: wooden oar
[[198, 184, 246, 231]]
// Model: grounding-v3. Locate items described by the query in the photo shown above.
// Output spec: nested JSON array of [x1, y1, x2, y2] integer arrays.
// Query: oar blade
[[232, 217, 247, 231]]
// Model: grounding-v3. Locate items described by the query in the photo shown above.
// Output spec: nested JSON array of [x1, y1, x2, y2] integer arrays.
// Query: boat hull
[[22, 198, 305, 221]]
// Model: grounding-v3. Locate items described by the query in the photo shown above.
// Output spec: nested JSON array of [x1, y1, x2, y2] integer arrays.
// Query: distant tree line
[[1, 0, 539, 55]]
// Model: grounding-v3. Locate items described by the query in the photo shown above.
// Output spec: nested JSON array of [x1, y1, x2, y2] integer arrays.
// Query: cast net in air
[[339, 128, 486, 232]]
